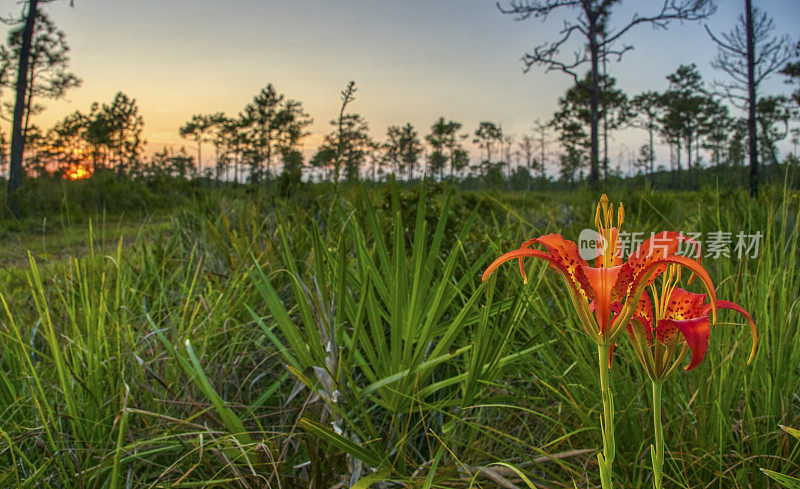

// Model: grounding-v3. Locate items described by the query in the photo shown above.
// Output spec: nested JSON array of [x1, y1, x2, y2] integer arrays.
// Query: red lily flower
[[481, 195, 717, 346], [627, 266, 757, 378], [628, 267, 758, 489]]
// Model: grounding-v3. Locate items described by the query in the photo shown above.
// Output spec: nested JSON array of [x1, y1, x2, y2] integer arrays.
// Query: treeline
[[552, 64, 797, 183], [7, 68, 799, 189], [145, 62, 800, 187], [172, 81, 474, 185], [1, 3, 799, 191]]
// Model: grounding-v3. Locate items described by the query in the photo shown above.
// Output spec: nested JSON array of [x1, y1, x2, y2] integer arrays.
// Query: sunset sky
[[4, 0, 800, 173]]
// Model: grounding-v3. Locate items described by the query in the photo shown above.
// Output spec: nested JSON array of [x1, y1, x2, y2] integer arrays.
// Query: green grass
[[0, 178, 798, 488]]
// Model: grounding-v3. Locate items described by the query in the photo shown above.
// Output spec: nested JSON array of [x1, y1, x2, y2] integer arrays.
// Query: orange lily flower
[[481, 195, 717, 347], [480, 194, 720, 489], [626, 265, 758, 379]]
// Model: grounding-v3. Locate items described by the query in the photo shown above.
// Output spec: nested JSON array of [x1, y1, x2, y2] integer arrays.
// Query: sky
[[3, 0, 799, 174]]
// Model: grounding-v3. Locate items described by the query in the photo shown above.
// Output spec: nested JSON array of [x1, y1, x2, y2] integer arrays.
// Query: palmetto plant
[[249, 184, 544, 483]]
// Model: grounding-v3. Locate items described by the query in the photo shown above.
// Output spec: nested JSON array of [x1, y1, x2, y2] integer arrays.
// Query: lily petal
[[610, 263, 636, 302], [664, 288, 707, 320], [628, 232, 702, 290], [483, 235, 591, 297], [582, 265, 624, 334], [655, 316, 679, 345], [623, 255, 717, 328], [536, 234, 591, 290], [631, 294, 653, 343], [483, 248, 557, 283], [702, 300, 758, 365], [517, 238, 539, 283], [673, 317, 711, 371]]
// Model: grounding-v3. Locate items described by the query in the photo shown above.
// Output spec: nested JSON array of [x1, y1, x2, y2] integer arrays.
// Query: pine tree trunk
[[7, 0, 39, 196], [588, 26, 600, 184], [214, 145, 220, 185], [449, 149, 453, 181], [540, 136, 546, 178], [745, 0, 758, 196], [602, 118, 608, 179], [602, 53, 608, 180], [22, 57, 36, 142], [649, 125, 655, 177], [695, 135, 700, 165], [235, 153, 239, 183]]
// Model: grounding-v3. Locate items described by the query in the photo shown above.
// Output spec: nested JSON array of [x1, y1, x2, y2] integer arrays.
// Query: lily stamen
[[594, 194, 625, 268]]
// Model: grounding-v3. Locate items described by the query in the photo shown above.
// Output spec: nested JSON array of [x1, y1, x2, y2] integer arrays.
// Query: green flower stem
[[651, 380, 665, 489], [597, 343, 615, 489]]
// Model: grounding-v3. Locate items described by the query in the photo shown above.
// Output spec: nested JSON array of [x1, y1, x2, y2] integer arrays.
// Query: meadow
[[0, 175, 798, 488]]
